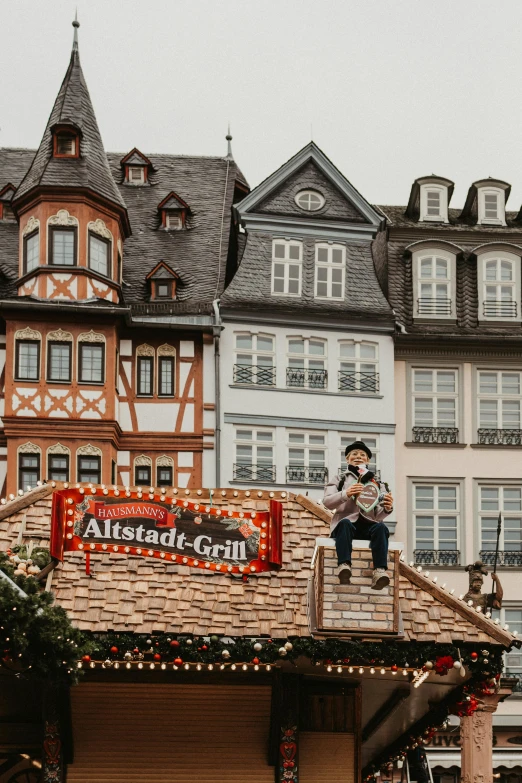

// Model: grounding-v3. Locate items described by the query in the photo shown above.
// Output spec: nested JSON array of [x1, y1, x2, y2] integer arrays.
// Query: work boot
[[371, 568, 389, 590], [337, 564, 352, 584]]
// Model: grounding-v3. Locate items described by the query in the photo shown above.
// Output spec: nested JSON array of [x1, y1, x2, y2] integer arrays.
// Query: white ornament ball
[[222, 649, 230, 659], [278, 647, 288, 657], [453, 660, 462, 670], [27, 565, 40, 575], [186, 639, 193, 646], [424, 660, 433, 670], [253, 642, 263, 652], [13, 568, 25, 576], [285, 642, 293, 651]]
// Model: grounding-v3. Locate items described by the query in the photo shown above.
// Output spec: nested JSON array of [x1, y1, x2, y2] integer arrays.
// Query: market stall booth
[[0, 484, 519, 782]]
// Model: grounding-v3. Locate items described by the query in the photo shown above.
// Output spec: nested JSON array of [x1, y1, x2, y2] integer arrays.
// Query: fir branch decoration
[[0, 553, 92, 684]]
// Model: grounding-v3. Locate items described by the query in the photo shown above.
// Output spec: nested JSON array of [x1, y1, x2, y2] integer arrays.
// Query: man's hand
[[345, 482, 364, 498], [491, 573, 499, 583], [382, 492, 394, 511]]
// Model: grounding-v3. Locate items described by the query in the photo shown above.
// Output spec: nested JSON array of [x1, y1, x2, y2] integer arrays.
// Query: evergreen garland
[[0, 552, 93, 684], [86, 630, 504, 678]]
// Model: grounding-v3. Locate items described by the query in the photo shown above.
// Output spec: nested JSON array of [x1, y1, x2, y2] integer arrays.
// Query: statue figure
[[463, 560, 503, 611]]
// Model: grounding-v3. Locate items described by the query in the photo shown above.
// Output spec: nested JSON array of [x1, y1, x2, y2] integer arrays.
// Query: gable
[[146, 261, 179, 280], [256, 159, 369, 223]]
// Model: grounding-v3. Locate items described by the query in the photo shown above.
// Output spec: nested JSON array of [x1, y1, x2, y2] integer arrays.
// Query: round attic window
[[295, 190, 325, 211]]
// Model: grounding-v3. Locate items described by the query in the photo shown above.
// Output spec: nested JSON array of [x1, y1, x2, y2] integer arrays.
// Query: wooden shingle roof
[[0, 487, 516, 647]]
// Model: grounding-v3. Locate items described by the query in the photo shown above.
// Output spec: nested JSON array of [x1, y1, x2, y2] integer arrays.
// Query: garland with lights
[[0, 552, 92, 684], [81, 632, 504, 680]]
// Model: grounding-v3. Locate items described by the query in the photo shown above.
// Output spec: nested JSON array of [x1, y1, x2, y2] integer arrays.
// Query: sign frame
[[51, 486, 283, 574]]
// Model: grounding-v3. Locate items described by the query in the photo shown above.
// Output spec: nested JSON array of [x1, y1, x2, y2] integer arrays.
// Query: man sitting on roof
[[322, 441, 394, 590]]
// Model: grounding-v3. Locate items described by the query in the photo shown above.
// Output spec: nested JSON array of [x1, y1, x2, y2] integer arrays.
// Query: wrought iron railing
[[477, 428, 522, 446], [286, 368, 327, 389], [417, 298, 453, 316], [233, 463, 276, 482], [483, 300, 517, 318], [286, 465, 328, 484], [233, 364, 276, 386], [479, 550, 522, 567], [338, 371, 379, 393], [414, 549, 460, 566], [412, 426, 459, 444]]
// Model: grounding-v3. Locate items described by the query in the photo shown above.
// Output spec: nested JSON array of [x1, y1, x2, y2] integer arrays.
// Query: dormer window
[[406, 176, 453, 223], [479, 189, 505, 225], [146, 261, 179, 301], [158, 192, 190, 231], [120, 148, 152, 185], [461, 180, 509, 226], [0, 184, 16, 221], [52, 125, 80, 158]]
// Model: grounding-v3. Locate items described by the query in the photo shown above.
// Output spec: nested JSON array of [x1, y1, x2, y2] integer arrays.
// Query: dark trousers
[[332, 515, 389, 569]]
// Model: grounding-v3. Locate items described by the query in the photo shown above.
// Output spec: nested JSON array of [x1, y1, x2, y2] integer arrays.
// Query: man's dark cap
[[344, 441, 372, 459]]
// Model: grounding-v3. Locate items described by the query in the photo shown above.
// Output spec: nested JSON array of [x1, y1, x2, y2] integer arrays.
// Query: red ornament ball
[[201, 644, 208, 651], [174, 657, 183, 666], [82, 655, 91, 663], [153, 653, 162, 661], [110, 646, 119, 655], [471, 652, 478, 661], [252, 657, 260, 665], [391, 664, 398, 672], [170, 640, 180, 648], [133, 647, 139, 654]]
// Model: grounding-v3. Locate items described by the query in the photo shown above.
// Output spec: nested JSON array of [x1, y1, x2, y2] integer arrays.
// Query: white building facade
[[218, 143, 396, 526]]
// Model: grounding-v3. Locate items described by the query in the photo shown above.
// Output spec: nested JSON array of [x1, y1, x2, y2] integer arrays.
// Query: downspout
[[212, 299, 222, 488]]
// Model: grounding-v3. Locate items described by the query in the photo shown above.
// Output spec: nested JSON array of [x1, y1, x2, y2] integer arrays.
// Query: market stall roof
[[0, 484, 517, 649], [427, 750, 522, 770]]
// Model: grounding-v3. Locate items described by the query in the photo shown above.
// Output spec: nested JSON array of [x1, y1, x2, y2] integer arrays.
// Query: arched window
[[478, 251, 521, 321], [47, 443, 70, 482], [271, 239, 302, 296], [412, 249, 456, 319], [14, 327, 42, 381], [156, 455, 174, 487], [338, 341, 379, 393], [287, 337, 327, 390], [77, 445, 102, 484]]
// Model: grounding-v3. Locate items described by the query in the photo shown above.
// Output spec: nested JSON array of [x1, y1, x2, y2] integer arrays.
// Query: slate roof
[[0, 485, 516, 647], [0, 145, 244, 307], [14, 49, 126, 212], [220, 232, 393, 323], [379, 205, 522, 233], [378, 205, 522, 339]]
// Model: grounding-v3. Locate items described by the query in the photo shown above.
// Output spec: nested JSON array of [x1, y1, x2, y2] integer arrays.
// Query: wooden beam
[[362, 688, 410, 742], [0, 484, 53, 522], [294, 494, 332, 525]]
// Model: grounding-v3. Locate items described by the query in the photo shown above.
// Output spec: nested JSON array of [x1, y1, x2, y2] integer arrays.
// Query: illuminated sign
[[51, 487, 283, 574]]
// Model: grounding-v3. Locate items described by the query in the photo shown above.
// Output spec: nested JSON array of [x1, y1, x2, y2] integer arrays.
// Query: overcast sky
[[1, 0, 521, 210]]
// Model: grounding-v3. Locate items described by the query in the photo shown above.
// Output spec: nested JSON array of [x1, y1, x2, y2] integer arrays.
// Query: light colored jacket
[[323, 471, 391, 535]]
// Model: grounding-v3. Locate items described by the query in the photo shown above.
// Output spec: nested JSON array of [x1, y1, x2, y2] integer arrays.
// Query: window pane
[[317, 247, 328, 263], [340, 342, 356, 358], [89, 235, 109, 276], [332, 248, 343, 263], [438, 487, 457, 510], [159, 358, 174, 396], [289, 245, 301, 260], [289, 340, 304, 353], [413, 371, 433, 392], [81, 345, 103, 383], [415, 486, 434, 509], [481, 488, 499, 511], [49, 343, 70, 381], [437, 372, 456, 393], [500, 260, 513, 281], [78, 456, 100, 483], [502, 373, 520, 395], [479, 373, 497, 394], [309, 341, 325, 356], [360, 343, 376, 359], [52, 230, 75, 265], [274, 244, 285, 259], [138, 357, 152, 394], [256, 336, 273, 352], [435, 258, 448, 278], [17, 342, 39, 380], [236, 335, 252, 350], [257, 432, 273, 441], [49, 455, 68, 481], [26, 232, 39, 272], [236, 430, 252, 440], [485, 260, 497, 280], [288, 433, 305, 443], [420, 259, 432, 278]]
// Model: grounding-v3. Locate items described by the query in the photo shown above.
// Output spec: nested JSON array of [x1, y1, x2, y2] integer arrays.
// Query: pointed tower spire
[[225, 124, 233, 160], [72, 10, 80, 52], [14, 23, 128, 227]]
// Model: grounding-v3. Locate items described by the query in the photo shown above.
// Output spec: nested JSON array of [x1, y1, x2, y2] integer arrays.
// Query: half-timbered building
[[0, 23, 247, 497]]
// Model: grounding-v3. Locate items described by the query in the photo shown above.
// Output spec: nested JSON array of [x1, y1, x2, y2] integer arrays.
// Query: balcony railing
[[286, 368, 327, 390], [477, 428, 522, 446], [414, 549, 460, 566], [483, 300, 517, 318], [286, 465, 328, 485], [479, 550, 522, 567], [233, 463, 276, 482], [412, 426, 459, 444], [338, 371, 379, 393], [417, 297, 453, 316], [233, 364, 276, 386]]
